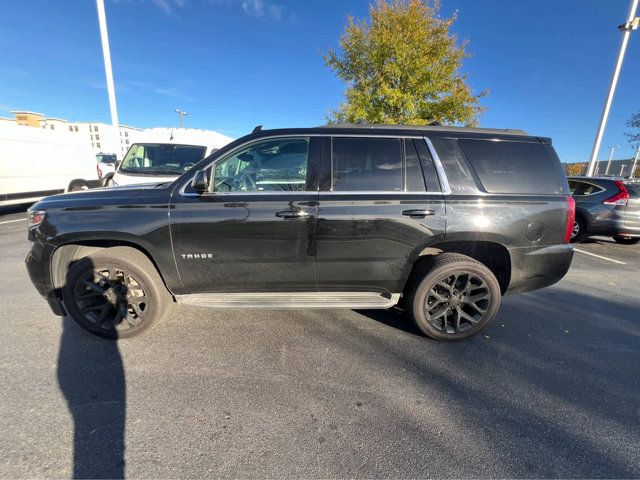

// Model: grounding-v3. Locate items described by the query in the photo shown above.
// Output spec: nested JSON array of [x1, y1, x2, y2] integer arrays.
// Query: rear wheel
[[406, 253, 501, 341], [62, 248, 169, 338], [613, 235, 640, 245], [570, 216, 587, 243]]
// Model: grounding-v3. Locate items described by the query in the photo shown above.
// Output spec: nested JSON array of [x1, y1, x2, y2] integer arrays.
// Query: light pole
[[175, 109, 187, 128], [585, 0, 639, 177], [604, 145, 619, 175], [96, 0, 119, 128]]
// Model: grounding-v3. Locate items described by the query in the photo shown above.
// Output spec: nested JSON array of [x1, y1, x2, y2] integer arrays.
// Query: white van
[[0, 123, 98, 207], [107, 128, 233, 186]]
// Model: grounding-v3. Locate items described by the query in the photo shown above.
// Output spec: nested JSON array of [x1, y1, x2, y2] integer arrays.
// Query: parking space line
[[574, 248, 626, 265], [0, 219, 25, 225]]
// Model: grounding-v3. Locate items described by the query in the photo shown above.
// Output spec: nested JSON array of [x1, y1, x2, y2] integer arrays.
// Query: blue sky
[[0, 0, 639, 163]]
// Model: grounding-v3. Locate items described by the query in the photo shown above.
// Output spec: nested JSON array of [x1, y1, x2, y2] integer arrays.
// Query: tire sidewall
[[62, 254, 166, 339], [411, 259, 501, 341], [571, 216, 586, 243]]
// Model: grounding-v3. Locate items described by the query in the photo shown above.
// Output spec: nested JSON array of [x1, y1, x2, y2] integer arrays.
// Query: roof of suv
[[314, 123, 528, 136]]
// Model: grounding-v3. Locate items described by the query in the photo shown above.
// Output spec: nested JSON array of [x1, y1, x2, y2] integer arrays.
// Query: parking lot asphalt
[[1, 207, 639, 478]]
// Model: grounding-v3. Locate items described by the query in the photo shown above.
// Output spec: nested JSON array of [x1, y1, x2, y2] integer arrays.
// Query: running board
[[175, 292, 400, 309]]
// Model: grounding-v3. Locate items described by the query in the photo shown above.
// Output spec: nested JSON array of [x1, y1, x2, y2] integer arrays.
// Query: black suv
[[26, 125, 575, 341]]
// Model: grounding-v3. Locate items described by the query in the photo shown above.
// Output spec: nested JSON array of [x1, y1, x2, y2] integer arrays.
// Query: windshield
[[119, 143, 206, 176], [96, 154, 117, 164]]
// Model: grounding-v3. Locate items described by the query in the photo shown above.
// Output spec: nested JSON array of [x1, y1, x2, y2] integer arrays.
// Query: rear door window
[[458, 139, 563, 194], [331, 138, 402, 191]]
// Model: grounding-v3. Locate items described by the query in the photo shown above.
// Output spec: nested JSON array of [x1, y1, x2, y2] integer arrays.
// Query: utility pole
[[175, 109, 187, 128], [96, 0, 119, 128], [586, 0, 639, 177], [604, 145, 618, 175], [630, 144, 640, 179]]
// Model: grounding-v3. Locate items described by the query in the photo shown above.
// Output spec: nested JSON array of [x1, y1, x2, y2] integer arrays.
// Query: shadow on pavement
[[56, 259, 126, 479], [351, 287, 640, 477]]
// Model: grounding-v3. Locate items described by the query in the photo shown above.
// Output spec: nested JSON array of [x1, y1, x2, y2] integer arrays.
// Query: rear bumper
[[25, 243, 65, 316], [506, 243, 574, 295]]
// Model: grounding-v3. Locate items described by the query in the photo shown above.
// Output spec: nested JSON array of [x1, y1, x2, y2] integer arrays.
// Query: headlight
[[27, 209, 46, 228]]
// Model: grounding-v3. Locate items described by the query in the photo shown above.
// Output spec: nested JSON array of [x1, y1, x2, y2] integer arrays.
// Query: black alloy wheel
[[406, 253, 501, 340], [62, 248, 169, 338], [424, 271, 491, 334], [71, 266, 149, 335]]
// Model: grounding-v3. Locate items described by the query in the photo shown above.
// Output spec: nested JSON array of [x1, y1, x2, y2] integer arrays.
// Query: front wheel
[[613, 235, 640, 245], [62, 248, 169, 339], [406, 253, 501, 341]]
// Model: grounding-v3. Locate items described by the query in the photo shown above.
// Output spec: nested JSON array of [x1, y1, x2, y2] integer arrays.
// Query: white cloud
[[211, 0, 289, 21], [113, 0, 187, 14]]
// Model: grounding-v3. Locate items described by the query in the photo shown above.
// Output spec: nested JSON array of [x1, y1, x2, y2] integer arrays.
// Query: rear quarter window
[[458, 139, 564, 194]]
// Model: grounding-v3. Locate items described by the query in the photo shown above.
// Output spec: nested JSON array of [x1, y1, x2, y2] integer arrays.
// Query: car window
[[458, 139, 563, 194], [96, 154, 116, 164], [332, 137, 402, 191], [569, 180, 604, 196], [404, 139, 426, 192], [120, 144, 205, 175], [429, 137, 478, 193], [412, 139, 442, 192], [211, 137, 309, 193]]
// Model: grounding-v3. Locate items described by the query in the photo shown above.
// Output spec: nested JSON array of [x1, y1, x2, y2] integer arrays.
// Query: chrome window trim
[[179, 133, 451, 197], [180, 190, 445, 198], [319, 191, 444, 196], [423, 136, 452, 195]]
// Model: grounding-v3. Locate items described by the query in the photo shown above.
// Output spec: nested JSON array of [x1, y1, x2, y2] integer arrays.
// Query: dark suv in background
[[568, 176, 640, 244], [26, 124, 575, 341]]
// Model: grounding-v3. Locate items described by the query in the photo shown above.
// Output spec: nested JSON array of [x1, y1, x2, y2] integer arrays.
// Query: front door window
[[212, 137, 310, 193]]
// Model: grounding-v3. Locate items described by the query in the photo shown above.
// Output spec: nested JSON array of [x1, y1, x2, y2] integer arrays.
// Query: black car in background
[[568, 176, 640, 244], [26, 124, 575, 341]]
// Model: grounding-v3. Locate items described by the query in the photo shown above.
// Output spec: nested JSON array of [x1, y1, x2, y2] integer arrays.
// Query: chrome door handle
[[276, 210, 309, 219], [402, 209, 436, 218]]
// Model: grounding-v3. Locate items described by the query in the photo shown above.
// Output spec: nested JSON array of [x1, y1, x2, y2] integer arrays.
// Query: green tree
[[625, 111, 640, 149], [324, 0, 485, 126], [565, 162, 586, 176]]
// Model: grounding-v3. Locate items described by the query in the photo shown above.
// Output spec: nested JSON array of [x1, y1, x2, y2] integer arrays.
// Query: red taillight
[[563, 195, 576, 244], [97, 164, 103, 179], [602, 180, 629, 206]]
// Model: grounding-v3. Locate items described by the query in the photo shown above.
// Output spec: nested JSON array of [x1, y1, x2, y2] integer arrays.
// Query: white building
[[7, 111, 141, 159]]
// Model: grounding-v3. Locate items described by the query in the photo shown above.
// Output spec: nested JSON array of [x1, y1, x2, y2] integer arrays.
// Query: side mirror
[[115, 160, 122, 170], [191, 169, 208, 193]]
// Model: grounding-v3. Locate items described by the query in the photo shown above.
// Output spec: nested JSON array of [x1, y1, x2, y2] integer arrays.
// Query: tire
[[62, 247, 170, 339], [405, 253, 501, 341], [613, 235, 640, 245], [570, 216, 587, 243]]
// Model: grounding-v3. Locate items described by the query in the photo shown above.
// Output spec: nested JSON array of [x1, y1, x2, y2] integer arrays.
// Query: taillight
[[602, 181, 629, 206], [563, 195, 575, 244], [27, 210, 46, 229], [97, 163, 103, 179]]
